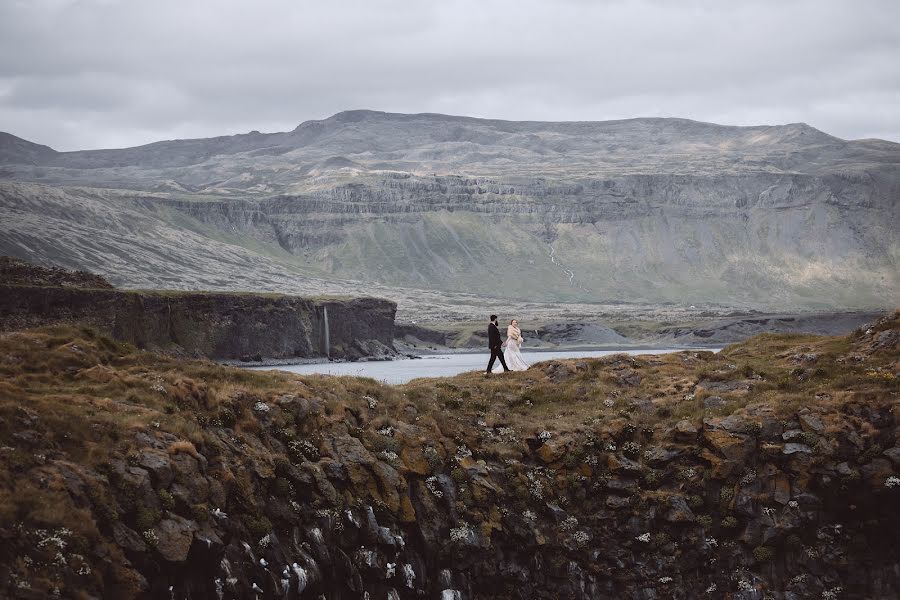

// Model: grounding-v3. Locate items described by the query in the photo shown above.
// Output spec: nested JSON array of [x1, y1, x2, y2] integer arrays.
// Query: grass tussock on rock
[[0, 313, 899, 599]]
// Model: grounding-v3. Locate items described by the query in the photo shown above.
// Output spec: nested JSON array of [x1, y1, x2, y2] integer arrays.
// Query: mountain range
[[1, 110, 898, 320]]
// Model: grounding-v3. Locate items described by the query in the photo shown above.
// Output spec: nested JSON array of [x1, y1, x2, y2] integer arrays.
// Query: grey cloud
[[1, 0, 898, 150]]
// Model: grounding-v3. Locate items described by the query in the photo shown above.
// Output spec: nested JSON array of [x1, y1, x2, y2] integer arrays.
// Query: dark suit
[[486, 321, 509, 373]]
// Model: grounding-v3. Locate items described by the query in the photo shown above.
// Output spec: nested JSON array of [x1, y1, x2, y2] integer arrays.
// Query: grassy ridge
[[0, 311, 897, 598]]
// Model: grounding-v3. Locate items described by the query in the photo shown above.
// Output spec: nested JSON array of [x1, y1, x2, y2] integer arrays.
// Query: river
[[248, 348, 719, 384]]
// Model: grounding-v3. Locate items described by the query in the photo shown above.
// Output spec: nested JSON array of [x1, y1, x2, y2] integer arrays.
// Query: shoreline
[[226, 342, 723, 368]]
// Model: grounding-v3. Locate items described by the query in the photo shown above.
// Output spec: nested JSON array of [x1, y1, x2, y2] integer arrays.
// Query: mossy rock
[[753, 545, 776, 563]]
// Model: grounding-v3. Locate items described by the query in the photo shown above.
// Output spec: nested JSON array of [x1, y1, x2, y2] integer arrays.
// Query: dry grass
[[0, 313, 897, 477]]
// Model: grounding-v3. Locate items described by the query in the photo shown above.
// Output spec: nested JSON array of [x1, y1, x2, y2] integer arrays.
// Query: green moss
[[134, 503, 161, 532], [721, 515, 739, 529], [753, 545, 775, 563], [696, 514, 713, 527], [451, 468, 467, 483], [191, 503, 209, 524], [719, 487, 735, 505], [245, 514, 273, 540], [687, 494, 704, 510], [158, 489, 175, 512]]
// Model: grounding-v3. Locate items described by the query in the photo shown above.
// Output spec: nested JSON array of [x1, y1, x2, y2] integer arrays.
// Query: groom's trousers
[[486, 344, 510, 373]]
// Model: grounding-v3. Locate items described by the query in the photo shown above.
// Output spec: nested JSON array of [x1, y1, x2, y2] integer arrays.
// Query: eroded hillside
[[1, 111, 898, 313], [0, 311, 898, 598]]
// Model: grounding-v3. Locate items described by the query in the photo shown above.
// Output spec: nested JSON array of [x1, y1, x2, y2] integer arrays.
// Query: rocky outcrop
[[0, 255, 113, 289], [658, 311, 885, 345], [1, 311, 898, 599], [0, 285, 395, 360], [0, 259, 396, 361]]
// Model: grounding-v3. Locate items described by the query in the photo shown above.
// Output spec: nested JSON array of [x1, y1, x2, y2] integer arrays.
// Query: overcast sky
[[1, 0, 898, 151]]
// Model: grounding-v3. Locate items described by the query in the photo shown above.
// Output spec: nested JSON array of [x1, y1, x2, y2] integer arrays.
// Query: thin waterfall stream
[[323, 305, 330, 358]]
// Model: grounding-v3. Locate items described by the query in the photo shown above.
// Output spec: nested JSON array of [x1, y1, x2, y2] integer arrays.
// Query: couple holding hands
[[485, 314, 529, 374]]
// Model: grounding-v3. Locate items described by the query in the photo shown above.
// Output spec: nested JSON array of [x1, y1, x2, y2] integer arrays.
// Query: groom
[[485, 314, 510, 374]]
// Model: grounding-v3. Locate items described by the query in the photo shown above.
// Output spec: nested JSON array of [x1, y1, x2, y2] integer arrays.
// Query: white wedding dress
[[504, 334, 529, 371]]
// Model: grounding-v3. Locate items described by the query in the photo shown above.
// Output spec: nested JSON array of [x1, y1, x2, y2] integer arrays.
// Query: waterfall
[[323, 305, 330, 358]]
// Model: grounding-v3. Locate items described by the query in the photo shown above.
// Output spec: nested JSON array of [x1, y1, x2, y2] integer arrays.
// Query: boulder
[[704, 429, 754, 466], [153, 514, 198, 562], [137, 450, 173, 489], [642, 446, 682, 467], [537, 441, 565, 464], [783, 443, 812, 455], [664, 495, 695, 522], [674, 420, 698, 442], [112, 522, 148, 554], [799, 413, 825, 434], [703, 396, 726, 409], [882, 446, 900, 467]]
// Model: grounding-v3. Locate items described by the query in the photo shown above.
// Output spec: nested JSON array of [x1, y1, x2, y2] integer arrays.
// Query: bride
[[503, 319, 529, 371]]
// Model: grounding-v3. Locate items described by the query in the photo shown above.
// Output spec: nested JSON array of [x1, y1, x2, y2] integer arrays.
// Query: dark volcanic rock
[[0, 282, 396, 361]]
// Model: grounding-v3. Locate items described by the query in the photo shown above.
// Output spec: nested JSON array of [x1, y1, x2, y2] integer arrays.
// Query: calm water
[[249, 348, 717, 384]]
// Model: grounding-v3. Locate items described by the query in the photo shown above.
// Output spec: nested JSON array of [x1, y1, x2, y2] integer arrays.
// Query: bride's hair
[[510, 319, 517, 325]]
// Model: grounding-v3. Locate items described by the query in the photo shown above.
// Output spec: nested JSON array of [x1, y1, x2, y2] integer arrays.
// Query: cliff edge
[[0, 257, 396, 361], [0, 310, 897, 598]]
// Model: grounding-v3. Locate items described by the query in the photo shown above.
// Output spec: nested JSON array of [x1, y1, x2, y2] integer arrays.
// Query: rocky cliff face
[[1, 111, 897, 313], [1, 311, 898, 599], [0, 259, 396, 361]]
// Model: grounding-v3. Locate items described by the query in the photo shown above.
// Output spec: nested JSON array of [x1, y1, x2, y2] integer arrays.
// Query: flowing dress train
[[503, 336, 529, 371]]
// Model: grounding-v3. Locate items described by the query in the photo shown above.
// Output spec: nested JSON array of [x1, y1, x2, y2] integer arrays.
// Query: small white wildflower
[[560, 516, 579, 532], [658, 576, 673, 584], [705, 583, 717, 594], [210, 507, 228, 519], [143, 530, 159, 546], [377, 425, 395, 437], [455, 445, 472, 461], [449, 523, 473, 543], [538, 430, 553, 442], [290, 501, 301, 512], [822, 586, 843, 599], [763, 507, 776, 518], [741, 469, 757, 485], [258, 534, 272, 548], [788, 500, 799, 508], [386, 562, 396, 578], [705, 537, 718, 547], [425, 476, 443, 498], [364, 395, 378, 409], [636, 533, 651, 543], [526, 470, 545, 499], [252, 401, 269, 413], [737, 579, 754, 592], [573, 530, 590, 546], [603, 398, 615, 408], [605, 442, 617, 452], [886, 475, 900, 488], [497, 426, 516, 441], [522, 510, 537, 522], [379, 450, 399, 461], [151, 421, 160, 429]]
